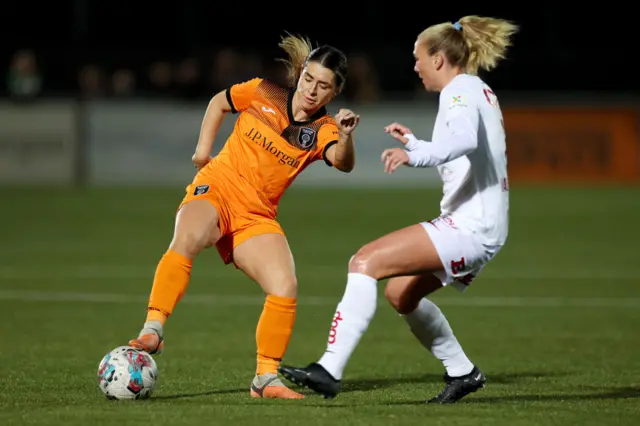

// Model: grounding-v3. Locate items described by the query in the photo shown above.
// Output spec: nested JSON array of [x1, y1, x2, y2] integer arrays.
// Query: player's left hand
[[384, 122, 412, 144], [381, 148, 410, 174], [335, 109, 360, 135], [192, 152, 212, 170]]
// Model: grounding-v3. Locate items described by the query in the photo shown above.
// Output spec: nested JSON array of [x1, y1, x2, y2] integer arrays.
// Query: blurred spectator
[[238, 53, 264, 82], [209, 48, 241, 93], [6, 49, 42, 101], [111, 68, 136, 97], [343, 53, 380, 104], [174, 57, 203, 100], [78, 64, 106, 100], [147, 61, 173, 97]]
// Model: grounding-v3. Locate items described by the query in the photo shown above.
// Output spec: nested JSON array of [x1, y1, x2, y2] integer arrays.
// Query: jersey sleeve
[[404, 84, 479, 168], [316, 122, 340, 166], [225, 78, 263, 114]]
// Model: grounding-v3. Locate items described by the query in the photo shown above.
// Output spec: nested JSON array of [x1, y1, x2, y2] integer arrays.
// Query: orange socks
[[145, 251, 295, 377], [255, 295, 297, 375], [146, 249, 193, 324]]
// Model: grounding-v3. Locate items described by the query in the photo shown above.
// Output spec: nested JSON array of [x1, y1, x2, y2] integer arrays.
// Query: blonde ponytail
[[457, 16, 519, 74], [277, 33, 314, 87], [418, 16, 518, 75]]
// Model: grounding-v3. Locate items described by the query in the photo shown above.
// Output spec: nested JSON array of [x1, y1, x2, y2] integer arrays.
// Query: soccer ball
[[97, 346, 158, 400]]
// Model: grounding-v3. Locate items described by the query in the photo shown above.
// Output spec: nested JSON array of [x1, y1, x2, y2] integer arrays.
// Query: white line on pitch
[[0, 290, 638, 308]]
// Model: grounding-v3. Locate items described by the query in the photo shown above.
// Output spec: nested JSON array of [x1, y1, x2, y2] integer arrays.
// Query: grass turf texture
[[1, 186, 638, 425]]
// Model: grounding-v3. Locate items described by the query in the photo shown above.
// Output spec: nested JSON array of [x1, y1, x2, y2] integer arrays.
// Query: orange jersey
[[202, 78, 339, 213]]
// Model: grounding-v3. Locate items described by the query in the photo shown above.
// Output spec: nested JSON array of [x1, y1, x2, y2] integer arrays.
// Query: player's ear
[[433, 52, 444, 70]]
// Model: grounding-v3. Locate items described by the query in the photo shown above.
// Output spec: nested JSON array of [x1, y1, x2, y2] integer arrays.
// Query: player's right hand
[[384, 122, 413, 145], [381, 148, 410, 174], [335, 109, 360, 135], [192, 152, 212, 170]]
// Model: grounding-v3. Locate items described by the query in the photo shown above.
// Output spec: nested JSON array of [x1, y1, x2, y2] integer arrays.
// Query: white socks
[[317, 273, 378, 380], [403, 298, 474, 377], [314, 274, 473, 380]]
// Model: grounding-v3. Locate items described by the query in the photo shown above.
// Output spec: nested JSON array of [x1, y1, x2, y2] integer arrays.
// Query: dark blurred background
[[3, 2, 638, 101], [2, 1, 638, 188]]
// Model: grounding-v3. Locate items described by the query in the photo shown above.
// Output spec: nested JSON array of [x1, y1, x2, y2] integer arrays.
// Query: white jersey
[[404, 74, 509, 247]]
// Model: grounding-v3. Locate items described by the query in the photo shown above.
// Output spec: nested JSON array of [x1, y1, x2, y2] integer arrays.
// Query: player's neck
[[437, 68, 465, 92]]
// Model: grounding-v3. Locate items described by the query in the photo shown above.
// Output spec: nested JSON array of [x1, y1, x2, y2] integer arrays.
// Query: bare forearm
[[195, 92, 229, 156], [332, 133, 356, 172]]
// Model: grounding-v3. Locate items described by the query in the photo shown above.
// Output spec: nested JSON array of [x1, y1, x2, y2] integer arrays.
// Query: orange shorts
[[178, 165, 283, 265]]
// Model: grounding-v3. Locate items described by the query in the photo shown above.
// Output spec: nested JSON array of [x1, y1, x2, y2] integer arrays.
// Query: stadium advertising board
[[86, 101, 442, 187], [0, 101, 77, 184], [503, 108, 639, 183]]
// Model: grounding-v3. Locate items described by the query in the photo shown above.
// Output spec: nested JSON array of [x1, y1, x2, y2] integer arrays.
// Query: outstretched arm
[[192, 90, 233, 169], [381, 89, 479, 173], [192, 78, 262, 170], [325, 131, 356, 172], [404, 109, 478, 167], [324, 109, 360, 173]]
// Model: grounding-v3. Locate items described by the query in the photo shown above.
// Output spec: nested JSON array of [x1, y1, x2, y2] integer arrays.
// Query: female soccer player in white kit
[[279, 15, 519, 404]]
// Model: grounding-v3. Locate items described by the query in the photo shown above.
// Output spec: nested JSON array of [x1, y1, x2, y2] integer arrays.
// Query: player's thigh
[[384, 274, 443, 314], [350, 224, 444, 280], [171, 200, 222, 257], [232, 228, 297, 298]]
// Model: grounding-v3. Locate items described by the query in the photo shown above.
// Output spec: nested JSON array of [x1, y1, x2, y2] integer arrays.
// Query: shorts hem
[[216, 222, 285, 266], [420, 220, 475, 293]]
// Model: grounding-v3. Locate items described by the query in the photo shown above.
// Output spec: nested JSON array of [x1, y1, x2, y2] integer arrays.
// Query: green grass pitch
[[0, 185, 638, 425]]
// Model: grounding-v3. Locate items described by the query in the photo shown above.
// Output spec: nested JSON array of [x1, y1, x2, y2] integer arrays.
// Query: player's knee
[[348, 245, 379, 277], [170, 228, 209, 258], [266, 275, 298, 298]]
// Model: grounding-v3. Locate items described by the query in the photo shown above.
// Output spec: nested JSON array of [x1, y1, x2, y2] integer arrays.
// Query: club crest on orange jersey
[[298, 127, 316, 150]]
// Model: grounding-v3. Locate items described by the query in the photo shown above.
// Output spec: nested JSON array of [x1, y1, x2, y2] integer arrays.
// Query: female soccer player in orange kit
[[127, 34, 359, 399]]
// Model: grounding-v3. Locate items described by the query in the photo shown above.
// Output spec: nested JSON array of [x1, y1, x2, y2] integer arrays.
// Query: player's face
[[413, 41, 438, 92], [297, 61, 336, 110]]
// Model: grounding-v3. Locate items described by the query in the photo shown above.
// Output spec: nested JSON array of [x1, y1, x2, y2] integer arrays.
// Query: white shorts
[[420, 216, 500, 292]]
